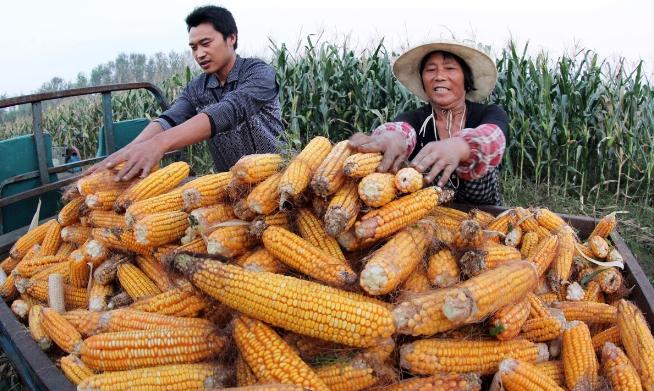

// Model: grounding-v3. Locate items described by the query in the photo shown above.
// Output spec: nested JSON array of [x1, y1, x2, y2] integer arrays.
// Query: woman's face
[[421, 52, 466, 108]]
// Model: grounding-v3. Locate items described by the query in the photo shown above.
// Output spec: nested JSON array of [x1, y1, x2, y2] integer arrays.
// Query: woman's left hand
[[410, 137, 470, 186]]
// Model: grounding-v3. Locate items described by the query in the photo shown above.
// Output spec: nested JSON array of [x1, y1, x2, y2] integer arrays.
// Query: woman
[[349, 40, 507, 205]]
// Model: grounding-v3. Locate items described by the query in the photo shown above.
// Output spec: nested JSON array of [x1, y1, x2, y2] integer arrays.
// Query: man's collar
[[206, 55, 243, 89]]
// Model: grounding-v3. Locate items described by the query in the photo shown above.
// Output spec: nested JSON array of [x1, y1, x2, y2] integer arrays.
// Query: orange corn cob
[[324, 180, 360, 237], [73, 308, 213, 334], [535, 360, 565, 387], [172, 252, 395, 347], [534, 208, 567, 233], [206, 223, 257, 258], [133, 210, 188, 246], [93, 255, 124, 285], [181, 172, 233, 210], [61, 225, 93, 245], [236, 354, 258, 386], [496, 358, 565, 391], [189, 203, 236, 234], [246, 172, 282, 215], [92, 228, 151, 255], [617, 299, 654, 388], [552, 301, 617, 324], [588, 235, 609, 258], [504, 226, 523, 247], [80, 327, 226, 371], [520, 231, 540, 258], [55, 241, 76, 258], [451, 219, 484, 250], [432, 206, 469, 221], [87, 210, 126, 229], [113, 161, 190, 212], [527, 234, 559, 277], [458, 242, 522, 277], [598, 268, 623, 294], [28, 260, 71, 282], [358, 172, 398, 207], [107, 292, 134, 309], [40, 221, 62, 256], [76, 169, 137, 196], [232, 153, 283, 184], [85, 190, 122, 211], [63, 309, 103, 336], [9, 219, 55, 259], [426, 246, 460, 288], [590, 212, 618, 239], [0, 273, 17, 299], [116, 263, 161, 299], [15, 255, 67, 277], [602, 342, 643, 391], [235, 247, 286, 273], [394, 167, 423, 193], [592, 325, 621, 351], [400, 338, 547, 375], [28, 304, 52, 350], [467, 208, 495, 227], [58, 196, 86, 226], [343, 152, 382, 178], [355, 187, 454, 241], [315, 355, 378, 391], [379, 374, 481, 391], [40, 307, 83, 353], [124, 188, 185, 226], [490, 296, 531, 340], [233, 315, 329, 390], [173, 238, 207, 254], [76, 363, 229, 391], [311, 140, 352, 197], [360, 223, 432, 295], [583, 280, 604, 302], [485, 209, 519, 241], [249, 212, 290, 239], [69, 253, 91, 288], [60, 354, 95, 385], [521, 315, 565, 342], [135, 255, 174, 291], [15, 277, 88, 309], [262, 226, 356, 287], [514, 207, 550, 238], [81, 239, 108, 266], [548, 227, 575, 291], [129, 281, 207, 317], [278, 136, 332, 208], [399, 262, 431, 294], [295, 208, 345, 261], [562, 321, 599, 390], [88, 281, 113, 312], [1, 256, 20, 274]]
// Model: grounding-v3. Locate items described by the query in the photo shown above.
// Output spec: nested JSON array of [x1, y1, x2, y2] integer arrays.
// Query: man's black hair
[[185, 5, 238, 50], [420, 50, 476, 93]]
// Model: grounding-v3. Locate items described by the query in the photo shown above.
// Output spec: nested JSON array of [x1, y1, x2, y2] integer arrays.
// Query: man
[[89, 6, 283, 180]]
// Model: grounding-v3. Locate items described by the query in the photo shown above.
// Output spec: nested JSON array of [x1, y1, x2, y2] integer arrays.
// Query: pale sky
[[1, 0, 652, 97]]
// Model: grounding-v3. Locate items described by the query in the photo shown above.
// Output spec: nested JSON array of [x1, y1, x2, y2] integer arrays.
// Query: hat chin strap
[[418, 105, 466, 141]]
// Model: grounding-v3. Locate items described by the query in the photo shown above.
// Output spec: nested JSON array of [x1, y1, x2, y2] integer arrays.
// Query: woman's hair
[[419, 51, 476, 93], [185, 6, 238, 50]]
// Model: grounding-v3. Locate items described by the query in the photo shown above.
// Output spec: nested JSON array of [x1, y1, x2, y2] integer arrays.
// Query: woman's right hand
[[348, 131, 407, 173]]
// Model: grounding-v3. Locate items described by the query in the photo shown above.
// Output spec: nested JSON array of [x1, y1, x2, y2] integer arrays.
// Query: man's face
[[188, 22, 236, 75]]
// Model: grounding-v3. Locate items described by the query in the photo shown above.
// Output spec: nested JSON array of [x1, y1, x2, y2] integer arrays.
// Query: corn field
[[1, 37, 652, 206]]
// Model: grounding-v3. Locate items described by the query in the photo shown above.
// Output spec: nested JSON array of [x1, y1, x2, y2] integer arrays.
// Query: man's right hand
[[84, 138, 165, 181], [348, 131, 408, 173]]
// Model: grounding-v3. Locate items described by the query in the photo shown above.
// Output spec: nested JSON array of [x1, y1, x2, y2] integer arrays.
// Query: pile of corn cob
[[1, 135, 653, 391]]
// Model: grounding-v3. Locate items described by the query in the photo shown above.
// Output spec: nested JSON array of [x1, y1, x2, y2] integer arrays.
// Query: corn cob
[[206, 223, 257, 258], [590, 212, 618, 239], [55, 242, 75, 259], [40, 307, 83, 353], [311, 140, 352, 197], [132, 210, 188, 247], [279, 136, 332, 208], [116, 263, 161, 299], [92, 228, 151, 255], [93, 255, 124, 285], [173, 238, 207, 254], [15, 276, 87, 309], [89, 281, 113, 312], [592, 325, 621, 351], [588, 235, 610, 258], [81, 239, 108, 267], [9, 219, 55, 259], [534, 360, 565, 387], [547, 227, 575, 294], [124, 188, 185, 226], [28, 304, 52, 350], [11, 299, 32, 319], [107, 291, 133, 309], [189, 204, 236, 234], [0, 273, 17, 299], [80, 326, 225, 371], [227, 177, 250, 202], [246, 172, 282, 215], [262, 226, 356, 287], [514, 207, 550, 238], [562, 320, 599, 390], [180, 172, 233, 210], [61, 225, 93, 245], [534, 208, 567, 233], [400, 338, 547, 375], [504, 225, 523, 247], [324, 180, 360, 237], [495, 358, 565, 391], [113, 161, 190, 212], [526, 234, 559, 277], [602, 342, 643, 391], [58, 196, 85, 227], [249, 212, 290, 239], [232, 153, 283, 184], [85, 190, 123, 211], [235, 247, 285, 273], [1, 256, 20, 274], [458, 243, 522, 277], [521, 315, 565, 342], [134, 255, 174, 291], [355, 187, 454, 241], [582, 280, 604, 302], [358, 172, 398, 207], [451, 219, 484, 250], [172, 253, 395, 347], [490, 296, 531, 340], [60, 354, 95, 385], [432, 206, 468, 221], [76, 168, 138, 196], [295, 208, 345, 261], [343, 152, 382, 177], [520, 231, 540, 258], [426, 246, 460, 288], [69, 253, 91, 288], [236, 353, 258, 386], [68, 308, 213, 335], [399, 262, 431, 294], [360, 223, 432, 295], [617, 299, 654, 388], [39, 220, 62, 256], [393, 167, 423, 194], [315, 355, 378, 391], [87, 210, 127, 229], [442, 261, 538, 324], [381, 374, 481, 391], [129, 282, 207, 317], [552, 301, 617, 324], [62, 309, 103, 336], [76, 362, 229, 391], [15, 255, 67, 277], [485, 209, 519, 241], [234, 315, 329, 390]]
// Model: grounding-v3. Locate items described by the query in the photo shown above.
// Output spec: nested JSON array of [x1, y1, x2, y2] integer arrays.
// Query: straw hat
[[392, 39, 497, 102]]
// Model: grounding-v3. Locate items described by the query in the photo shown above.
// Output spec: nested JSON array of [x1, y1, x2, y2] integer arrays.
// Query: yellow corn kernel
[[246, 172, 282, 215], [617, 299, 654, 388], [311, 140, 352, 197], [85, 190, 123, 211], [521, 316, 565, 342], [458, 242, 522, 277], [552, 301, 617, 324], [296, 208, 345, 261], [562, 321, 599, 390], [279, 136, 332, 208], [189, 203, 236, 234], [124, 188, 185, 226], [60, 354, 95, 385], [133, 210, 189, 246], [588, 235, 610, 258], [40, 307, 83, 353], [76, 168, 137, 196], [135, 255, 174, 291], [592, 325, 621, 352], [535, 360, 565, 387], [232, 153, 284, 184], [181, 172, 233, 210], [58, 196, 86, 227], [379, 374, 481, 391], [394, 167, 423, 193], [116, 263, 161, 299], [315, 355, 378, 391], [9, 219, 56, 259], [399, 262, 431, 295], [426, 246, 460, 288], [28, 305, 52, 350], [527, 234, 559, 277], [129, 284, 208, 317], [16, 255, 68, 277], [113, 161, 190, 212], [92, 228, 151, 255], [249, 212, 290, 239], [602, 342, 643, 391], [534, 208, 567, 233], [590, 212, 618, 239], [87, 210, 127, 229], [235, 247, 286, 273], [236, 353, 258, 386], [206, 223, 257, 258], [40, 220, 62, 256], [520, 231, 540, 258]]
